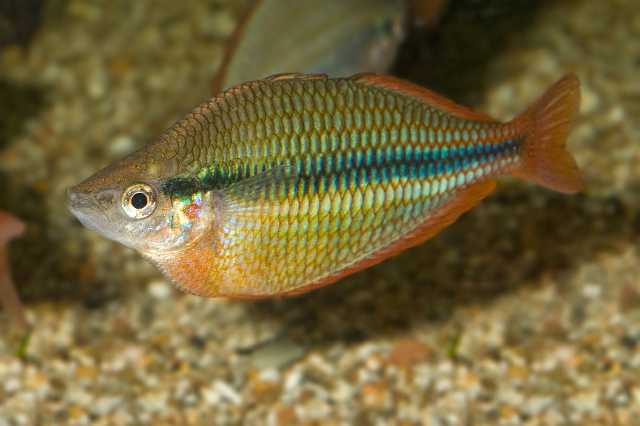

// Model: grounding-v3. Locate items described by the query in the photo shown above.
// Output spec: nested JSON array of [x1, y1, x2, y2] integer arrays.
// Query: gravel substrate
[[1, 0, 639, 424]]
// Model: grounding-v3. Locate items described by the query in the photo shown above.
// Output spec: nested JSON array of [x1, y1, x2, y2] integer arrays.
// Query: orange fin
[[353, 73, 497, 123], [511, 74, 583, 194], [283, 180, 496, 296]]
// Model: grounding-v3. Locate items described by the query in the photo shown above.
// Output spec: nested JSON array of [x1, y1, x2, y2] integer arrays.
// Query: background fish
[[213, 0, 407, 93], [68, 73, 582, 298], [0, 211, 27, 330]]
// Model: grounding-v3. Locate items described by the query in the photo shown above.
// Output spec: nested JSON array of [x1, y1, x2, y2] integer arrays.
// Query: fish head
[[67, 150, 214, 255]]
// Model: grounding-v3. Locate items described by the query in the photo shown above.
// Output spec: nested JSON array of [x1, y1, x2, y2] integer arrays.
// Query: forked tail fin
[[511, 74, 584, 194]]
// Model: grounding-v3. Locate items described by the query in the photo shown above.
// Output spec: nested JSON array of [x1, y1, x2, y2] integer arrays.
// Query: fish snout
[[67, 186, 117, 234], [67, 187, 94, 212], [67, 185, 118, 212]]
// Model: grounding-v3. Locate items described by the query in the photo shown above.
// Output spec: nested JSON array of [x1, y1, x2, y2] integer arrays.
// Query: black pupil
[[131, 192, 148, 209]]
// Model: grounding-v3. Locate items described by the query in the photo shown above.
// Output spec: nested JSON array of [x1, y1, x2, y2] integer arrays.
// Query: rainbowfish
[[68, 73, 583, 298]]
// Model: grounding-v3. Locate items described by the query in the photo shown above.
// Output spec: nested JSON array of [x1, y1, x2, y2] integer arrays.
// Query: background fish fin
[[283, 180, 497, 296], [511, 74, 583, 194], [211, 0, 261, 95], [353, 73, 498, 123]]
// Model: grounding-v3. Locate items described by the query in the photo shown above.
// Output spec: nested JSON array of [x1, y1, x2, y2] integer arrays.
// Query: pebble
[[147, 280, 172, 299], [387, 338, 433, 368], [249, 337, 306, 371], [109, 135, 137, 157], [360, 381, 390, 410]]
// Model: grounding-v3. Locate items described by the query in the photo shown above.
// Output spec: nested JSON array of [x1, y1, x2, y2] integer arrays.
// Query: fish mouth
[[66, 187, 112, 233], [67, 187, 94, 212]]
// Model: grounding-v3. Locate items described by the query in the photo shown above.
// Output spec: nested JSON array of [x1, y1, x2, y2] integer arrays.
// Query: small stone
[[109, 135, 137, 157], [507, 366, 527, 382], [214, 380, 242, 405], [387, 339, 433, 368], [148, 281, 171, 300], [524, 396, 552, 416], [87, 69, 108, 98], [139, 390, 169, 414], [274, 405, 298, 426], [93, 396, 122, 416], [361, 381, 390, 410], [250, 373, 281, 404], [75, 365, 98, 381], [301, 398, 331, 420], [580, 83, 600, 114], [499, 405, 518, 422], [67, 405, 88, 422], [605, 106, 625, 125], [4, 377, 20, 393], [582, 283, 601, 299], [570, 390, 600, 414], [249, 338, 305, 370], [619, 285, 640, 312]]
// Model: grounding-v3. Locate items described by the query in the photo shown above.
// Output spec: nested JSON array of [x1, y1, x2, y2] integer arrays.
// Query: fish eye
[[131, 192, 148, 209], [122, 184, 157, 219]]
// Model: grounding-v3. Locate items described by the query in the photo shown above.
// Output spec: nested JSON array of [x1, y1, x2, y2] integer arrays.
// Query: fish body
[[68, 73, 583, 298], [213, 0, 407, 93]]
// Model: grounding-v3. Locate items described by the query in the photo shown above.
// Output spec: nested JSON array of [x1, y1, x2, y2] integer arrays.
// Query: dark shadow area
[[0, 172, 115, 303], [0, 0, 44, 48], [0, 78, 117, 303], [245, 184, 638, 348], [0, 79, 47, 150], [394, 0, 545, 105], [0, 165, 126, 302], [0, 168, 127, 305]]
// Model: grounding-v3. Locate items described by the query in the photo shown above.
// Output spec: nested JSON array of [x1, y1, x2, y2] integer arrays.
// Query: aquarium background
[[0, 0, 639, 424]]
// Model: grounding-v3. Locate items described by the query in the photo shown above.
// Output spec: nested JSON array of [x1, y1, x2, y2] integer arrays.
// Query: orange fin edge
[[353, 73, 497, 123], [511, 73, 583, 194], [282, 180, 497, 297]]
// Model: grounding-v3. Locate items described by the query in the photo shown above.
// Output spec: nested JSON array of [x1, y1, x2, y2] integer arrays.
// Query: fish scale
[[68, 73, 583, 298]]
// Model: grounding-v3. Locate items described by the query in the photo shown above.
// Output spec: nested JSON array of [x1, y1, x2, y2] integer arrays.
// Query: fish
[[213, 0, 407, 93], [68, 73, 583, 298], [0, 210, 28, 330]]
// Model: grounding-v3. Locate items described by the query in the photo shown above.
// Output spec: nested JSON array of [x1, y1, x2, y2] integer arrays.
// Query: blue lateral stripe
[[163, 140, 521, 197]]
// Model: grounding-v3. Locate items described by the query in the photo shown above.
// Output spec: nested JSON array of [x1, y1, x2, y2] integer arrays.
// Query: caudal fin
[[512, 74, 584, 194]]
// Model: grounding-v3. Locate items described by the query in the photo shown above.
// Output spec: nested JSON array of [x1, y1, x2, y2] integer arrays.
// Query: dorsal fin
[[353, 73, 498, 123], [265, 73, 329, 82]]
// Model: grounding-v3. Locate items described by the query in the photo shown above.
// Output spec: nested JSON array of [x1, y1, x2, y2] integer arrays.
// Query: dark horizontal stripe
[[162, 139, 521, 197]]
